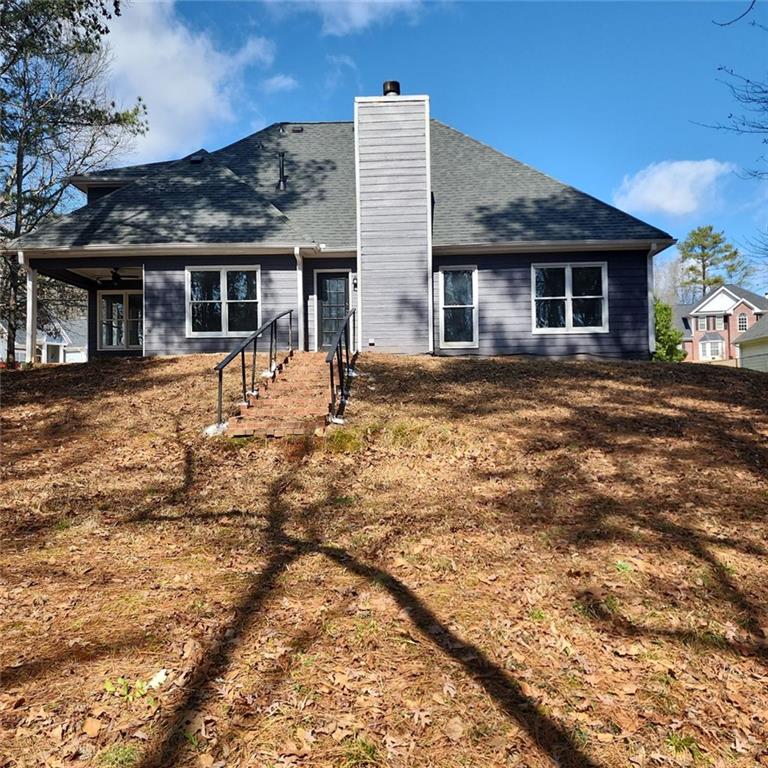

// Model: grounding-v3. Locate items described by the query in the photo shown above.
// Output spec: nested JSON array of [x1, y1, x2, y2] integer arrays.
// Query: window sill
[[531, 327, 610, 335]]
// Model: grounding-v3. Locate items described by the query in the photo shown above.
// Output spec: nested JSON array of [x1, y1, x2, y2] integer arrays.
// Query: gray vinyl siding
[[356, 98, 431, 353], [433, 251, 651, 359], [143, 255, 298, 356], [302, 257, 357, 352], [739, 340, 768, 372]]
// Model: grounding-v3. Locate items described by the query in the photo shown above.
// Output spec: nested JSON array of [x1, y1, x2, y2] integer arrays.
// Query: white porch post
[[25, 261, 38, 364]]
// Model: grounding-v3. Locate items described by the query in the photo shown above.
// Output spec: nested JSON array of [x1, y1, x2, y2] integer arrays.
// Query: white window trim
[[696, 316, 707, 331], [530, 262, 609, 334], [312, 268, 354, 353], [738, 313, 748, 332], [700, 340, 724, 360], [97, 289, 143, 351], [438, 265, 479, 349], [185, 266, 262, 338], [715, 315, 725, 331]]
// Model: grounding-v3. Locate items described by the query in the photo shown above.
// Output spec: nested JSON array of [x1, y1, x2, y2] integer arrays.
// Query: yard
[[1, 354, 767, 768]]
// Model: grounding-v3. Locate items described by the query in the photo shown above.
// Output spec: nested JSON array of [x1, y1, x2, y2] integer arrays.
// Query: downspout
[[294, 246, 304, 352], [646, 242, 660, 356]]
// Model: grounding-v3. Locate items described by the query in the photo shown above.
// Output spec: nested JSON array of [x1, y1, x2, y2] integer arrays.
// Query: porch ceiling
[[68, 267, 142, 282]]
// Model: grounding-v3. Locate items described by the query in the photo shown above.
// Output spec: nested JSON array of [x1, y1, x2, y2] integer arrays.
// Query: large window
[[532, 263, 608, 333], [186, 267, 260, 337], [98, 290, 143, 351], [439, 266, 478, 348], [738, 313, 748, 332]]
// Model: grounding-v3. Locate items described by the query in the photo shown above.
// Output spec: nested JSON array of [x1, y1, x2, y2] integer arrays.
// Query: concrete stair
[[226, 351, 329, 438]]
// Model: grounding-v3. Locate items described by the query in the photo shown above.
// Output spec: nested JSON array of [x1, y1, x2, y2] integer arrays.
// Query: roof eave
[[18, 242, 319, 258], [433, 238, 675, 256]]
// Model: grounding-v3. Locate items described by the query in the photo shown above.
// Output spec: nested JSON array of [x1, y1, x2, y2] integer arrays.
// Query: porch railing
[[213, 309, 293, 426], [326, 309, 357, 422]]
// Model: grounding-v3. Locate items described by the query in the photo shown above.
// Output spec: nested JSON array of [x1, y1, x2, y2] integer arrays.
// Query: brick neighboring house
[[674, 284, 768, 363]]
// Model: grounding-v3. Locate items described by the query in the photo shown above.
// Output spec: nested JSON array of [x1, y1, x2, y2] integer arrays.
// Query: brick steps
[[226, 351, 330, 438]]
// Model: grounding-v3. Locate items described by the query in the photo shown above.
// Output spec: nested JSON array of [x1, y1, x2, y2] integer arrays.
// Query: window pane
[[47, 345, 61, 363], [190, 271, 221, 302], [572, 266, 603, 297], [573, 298, 603, 327], [101, 321, 123, 347], [535, 268, 565, 298], [227, 270, 258, 301], [128, 294, 143, 320], [191, 302, 222, 332], [127, 319, 143, 347], [101, 294, 124, 321], [444, 307, 474, 342], [535, 299, 566, 328], [443, 270, 473, 306], [228, 301, 259, 332]]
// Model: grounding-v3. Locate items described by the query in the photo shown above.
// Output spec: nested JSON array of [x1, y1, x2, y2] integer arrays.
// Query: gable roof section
[[16, 119, 673, 252], [673, 303, 694, 340], [691, 284, 768, 315], [17, 151, 310, 250], [735, 314, 768, 345]]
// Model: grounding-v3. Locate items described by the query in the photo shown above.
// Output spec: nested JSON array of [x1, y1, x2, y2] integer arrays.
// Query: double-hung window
[[715, 315, 725, 331], [439, 266, 479, 348], [186, 267, 261, 337], [98, 290, 143, 351], [696, 317, 707, 331], [532, 263, 608, 333]]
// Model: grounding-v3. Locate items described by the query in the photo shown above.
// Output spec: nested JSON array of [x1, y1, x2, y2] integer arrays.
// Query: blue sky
[[106, 1, 768, 286]]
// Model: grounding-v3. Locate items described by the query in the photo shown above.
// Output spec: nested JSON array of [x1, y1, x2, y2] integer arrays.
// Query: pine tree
[[678, 225, 753, 299]]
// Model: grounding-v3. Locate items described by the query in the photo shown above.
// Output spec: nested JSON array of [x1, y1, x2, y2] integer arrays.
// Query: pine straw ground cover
[[1, 354, 767, 768]]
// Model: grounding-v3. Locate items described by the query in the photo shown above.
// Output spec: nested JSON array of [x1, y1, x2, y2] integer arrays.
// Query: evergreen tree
[[653, 299, 686, 363], [678, 225, 752, 299]]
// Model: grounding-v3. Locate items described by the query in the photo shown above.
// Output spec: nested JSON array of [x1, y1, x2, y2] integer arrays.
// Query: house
[[677, 285, 767, 363], [0, 316, 87, 365], [735, 314, 768, 372], [10, 81, 674, 362]]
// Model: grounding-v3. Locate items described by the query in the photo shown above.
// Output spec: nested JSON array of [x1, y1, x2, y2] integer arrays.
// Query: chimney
[[354, 81, 432, 353]]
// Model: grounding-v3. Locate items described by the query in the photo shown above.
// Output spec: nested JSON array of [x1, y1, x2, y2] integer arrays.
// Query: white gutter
[[294, 246, 305, 352], [15, 242, 318, 258], [645, 240, 671, 355], [435, 238, 676, 256]]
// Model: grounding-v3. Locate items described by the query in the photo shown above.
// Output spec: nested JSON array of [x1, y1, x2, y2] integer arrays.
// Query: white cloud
[[261, 73, 299, 94], [107, 2, 275, 162], [266, 0, 422, 36], [614, 159, 735, 217], [324, 53, 362, 93]]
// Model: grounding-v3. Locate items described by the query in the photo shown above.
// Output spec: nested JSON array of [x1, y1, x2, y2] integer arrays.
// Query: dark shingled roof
[[673, 303, 694, 341], [19, 150, 309, 248], [17, 119, 673, 251], [735, 314, 768, 345]]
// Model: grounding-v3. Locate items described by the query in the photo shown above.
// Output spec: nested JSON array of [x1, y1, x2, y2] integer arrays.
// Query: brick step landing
[[226, 351, 330, 438]]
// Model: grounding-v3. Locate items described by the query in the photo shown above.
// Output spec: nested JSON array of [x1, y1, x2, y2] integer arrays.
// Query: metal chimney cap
[[383, 80, 400, 96]]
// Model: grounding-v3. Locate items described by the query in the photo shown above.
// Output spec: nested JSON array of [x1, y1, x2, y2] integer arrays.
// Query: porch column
[[25, 265, 37, 364]]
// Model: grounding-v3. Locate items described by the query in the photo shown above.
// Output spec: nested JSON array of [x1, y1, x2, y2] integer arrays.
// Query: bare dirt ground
[[1, 353, 767, 768]]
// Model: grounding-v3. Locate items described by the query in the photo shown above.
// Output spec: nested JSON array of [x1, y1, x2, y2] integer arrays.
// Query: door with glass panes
[[98, 291, 143, 351], [317, 272, 349, 350]]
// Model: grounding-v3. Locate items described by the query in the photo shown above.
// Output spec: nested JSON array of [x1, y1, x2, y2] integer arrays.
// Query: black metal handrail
[[213, 309, 293, 425], [326, 308, 357, 421]]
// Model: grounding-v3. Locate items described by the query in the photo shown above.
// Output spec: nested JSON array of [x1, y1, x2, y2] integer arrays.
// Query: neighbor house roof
[[735, 314, 768, 345], [691, 284, 768, 314], [673, 303, 694, 341], [15, 120, 673, 252]]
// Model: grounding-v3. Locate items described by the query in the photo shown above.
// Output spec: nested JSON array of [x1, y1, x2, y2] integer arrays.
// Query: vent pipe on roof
[[383, 80, 400, 96], [277, 151, 287, 192]]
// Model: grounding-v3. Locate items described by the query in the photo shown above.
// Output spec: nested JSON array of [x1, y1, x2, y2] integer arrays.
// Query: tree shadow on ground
[[135, 441, 602, 768]]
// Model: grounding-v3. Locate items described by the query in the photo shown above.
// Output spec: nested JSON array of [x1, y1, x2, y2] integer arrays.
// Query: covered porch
[[23, 256, 144, 359]]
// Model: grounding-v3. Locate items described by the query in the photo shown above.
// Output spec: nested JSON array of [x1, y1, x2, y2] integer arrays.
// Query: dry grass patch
[[1, 354, 767, 767]]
